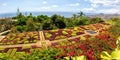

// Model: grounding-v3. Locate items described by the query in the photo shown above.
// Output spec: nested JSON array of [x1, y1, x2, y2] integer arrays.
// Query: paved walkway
[[39, 31, 45, 40], [0, 36, 5, 41], [0, 30, 10, 41], [0, 30, 10, 36]]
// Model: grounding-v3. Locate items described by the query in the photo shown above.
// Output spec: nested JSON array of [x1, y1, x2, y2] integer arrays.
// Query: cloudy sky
[[0, 0, 120, 14]]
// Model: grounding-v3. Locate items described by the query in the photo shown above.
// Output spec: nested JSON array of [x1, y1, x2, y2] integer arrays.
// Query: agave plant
[[116, 36, 120, 49], [101, 49, 120, 60]]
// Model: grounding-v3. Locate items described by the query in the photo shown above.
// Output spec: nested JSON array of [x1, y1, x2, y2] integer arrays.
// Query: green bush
[[110, 20, 120, 37]]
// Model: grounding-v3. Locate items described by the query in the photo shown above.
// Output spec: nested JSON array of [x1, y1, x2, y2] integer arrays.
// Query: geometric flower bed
[[0, 32, 40, 45], [43, 23, 109, 41], [0, 45, 37, 52], [0, 32, 116, 60], [43, 29, 85, 41]]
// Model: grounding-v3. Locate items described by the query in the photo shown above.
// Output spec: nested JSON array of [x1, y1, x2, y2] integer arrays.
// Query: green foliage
[[10, 26, 18, 33], [25, 47, 63, 60], [42, 19, 53, 30], [78, 11, 85, 17], [101, 49, 120, 60], [45, 33, 52, 38], [28, 47, 63, 60], [37, 15, 49, 22], [65, 18, 75, 27], [16, 25, 27, 32], [89, 17, 103, 24], [11, 12, 103, 33], [0, 18, 13, 32], [110, 19, 120, 37], [0, 48, 63, 60], [62, 31, 68, 35], [64, 56, 86, 60], [51, 14, 66, 29], [116, 36, 120, 49], [26, 18, 38, 31], [101, 35, 120, 60], [15, 18, 26, 26]]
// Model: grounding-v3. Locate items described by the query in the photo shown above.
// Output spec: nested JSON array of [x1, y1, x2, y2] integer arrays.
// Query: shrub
[[110, 20, 120, 37]]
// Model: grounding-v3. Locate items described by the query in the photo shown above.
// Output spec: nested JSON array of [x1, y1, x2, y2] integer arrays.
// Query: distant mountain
[[88, 13, 120, 20], [0, 12, 94, 18]]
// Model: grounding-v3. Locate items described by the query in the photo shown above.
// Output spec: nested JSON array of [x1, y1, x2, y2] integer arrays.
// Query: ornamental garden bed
[[0, 32, 39, 45], [0, 23, 113, 60]]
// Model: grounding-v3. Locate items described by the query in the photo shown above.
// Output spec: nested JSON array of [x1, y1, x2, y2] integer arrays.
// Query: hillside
[[88, 13, 120, 20]]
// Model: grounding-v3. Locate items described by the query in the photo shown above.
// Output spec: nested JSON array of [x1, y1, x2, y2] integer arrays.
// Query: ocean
[[0, 12, 94, 18]]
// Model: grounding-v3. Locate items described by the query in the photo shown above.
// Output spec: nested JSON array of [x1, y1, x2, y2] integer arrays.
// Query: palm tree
[[78, 11, 85, 17]]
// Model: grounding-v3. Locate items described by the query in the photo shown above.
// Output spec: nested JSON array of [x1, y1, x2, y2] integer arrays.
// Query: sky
[[0, 0, 120, 14]]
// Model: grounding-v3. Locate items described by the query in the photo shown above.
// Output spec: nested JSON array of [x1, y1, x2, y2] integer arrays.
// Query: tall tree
[[72, 14, 77, 20], [78, 11, 85, 17], [26, 18, 37, 31]]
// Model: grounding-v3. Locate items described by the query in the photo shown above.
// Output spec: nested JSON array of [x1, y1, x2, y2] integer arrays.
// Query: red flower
[[70, 45, 74, 49], [79, 53, 83, 56], [69, 51, 75, 56], [79, 45, 86, 50], [54, 56, 59, 59], [86, 53, 94, 60], [78, 43, 87, 50], [98, 47, 103, 51], [61, 46, 67, 50]]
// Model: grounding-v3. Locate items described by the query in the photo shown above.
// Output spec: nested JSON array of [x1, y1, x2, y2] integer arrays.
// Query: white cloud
[[98, 8, 120, 14], [86, 0, 120, 7], [39, 7, 51, 10], [42, 1, 47, 4], [2, 3, 7, 6], [91, 3, 99, 8], [52, 5, 59, 8], [85, 0, 120, 14], [30, 5, 59, 12], [79, 8, 96, 12], [68, 3, 80, 7]]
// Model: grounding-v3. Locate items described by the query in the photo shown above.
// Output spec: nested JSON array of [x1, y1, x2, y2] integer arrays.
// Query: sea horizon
[[0, 11, 99, 18]]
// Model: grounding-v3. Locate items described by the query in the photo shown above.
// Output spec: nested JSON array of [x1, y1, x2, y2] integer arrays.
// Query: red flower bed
[[51, 32, 116, 60]]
